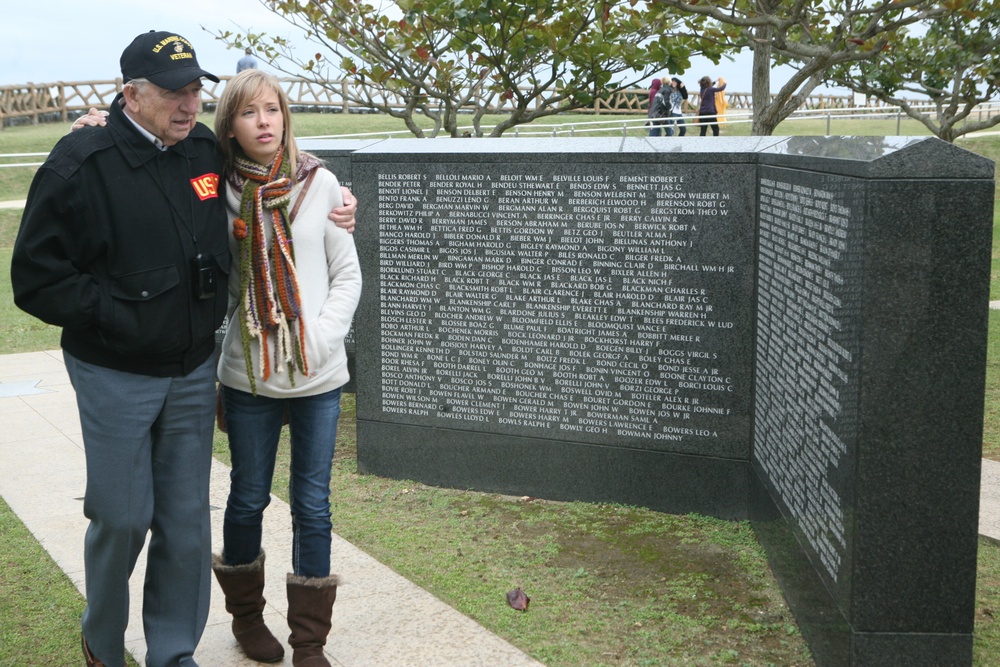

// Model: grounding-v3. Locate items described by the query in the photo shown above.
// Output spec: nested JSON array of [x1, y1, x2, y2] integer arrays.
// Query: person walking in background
[[646, 78, 667, 137], [12, 30, 228, 667], [237, 48, 258, 73], [212, 69, 362, 667], [696, 75, 728, 136], [665, 77, 688, 137]]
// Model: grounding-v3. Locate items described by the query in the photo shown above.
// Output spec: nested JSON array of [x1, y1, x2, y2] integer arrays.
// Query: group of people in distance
[[12, 30, 358, 667], [647, 74, 728, 137]]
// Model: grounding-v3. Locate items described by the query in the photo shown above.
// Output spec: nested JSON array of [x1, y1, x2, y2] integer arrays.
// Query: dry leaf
[[506, 587, 530, 611]]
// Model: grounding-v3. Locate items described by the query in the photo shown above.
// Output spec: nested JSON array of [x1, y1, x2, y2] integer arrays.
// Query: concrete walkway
[[0, 350, 542, 667], [981, 459, 1000, 544]]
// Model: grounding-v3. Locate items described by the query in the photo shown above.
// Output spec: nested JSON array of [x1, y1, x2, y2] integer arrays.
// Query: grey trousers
[[65, 352, 216, 667]]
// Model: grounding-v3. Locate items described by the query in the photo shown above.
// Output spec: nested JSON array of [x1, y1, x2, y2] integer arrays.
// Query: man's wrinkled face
[[124, 79, 203, 146]]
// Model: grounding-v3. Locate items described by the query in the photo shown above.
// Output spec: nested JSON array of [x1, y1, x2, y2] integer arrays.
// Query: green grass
[[0, 248, 62, 354], [213, 396, 814, 666], [984, 135, 1000, 459], [1, 112, 999, 665], [976, 538, 1000, 664], [0, 495, 140, 666], [0, 210, 21, 248]]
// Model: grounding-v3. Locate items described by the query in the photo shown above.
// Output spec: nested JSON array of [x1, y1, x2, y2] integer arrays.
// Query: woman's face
[[229, 89, 285, 165]]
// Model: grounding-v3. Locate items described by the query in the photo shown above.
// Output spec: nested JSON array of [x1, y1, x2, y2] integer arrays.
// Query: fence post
[[342, 80, 349, 114], [59, 83, 67, 122], [826, 113, 831, 135], [896, 110, 902, 134]]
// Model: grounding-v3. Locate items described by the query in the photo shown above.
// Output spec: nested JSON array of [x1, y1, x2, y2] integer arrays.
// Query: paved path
[[0, 350, 542, 667], [981, 458, 1000, 544]]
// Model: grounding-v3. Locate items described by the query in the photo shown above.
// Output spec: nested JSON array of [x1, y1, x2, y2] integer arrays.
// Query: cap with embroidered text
[[120, 31, 219, 91]]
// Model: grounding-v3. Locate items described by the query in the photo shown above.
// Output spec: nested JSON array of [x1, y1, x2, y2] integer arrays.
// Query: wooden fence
[[1, 76, 869, 127]]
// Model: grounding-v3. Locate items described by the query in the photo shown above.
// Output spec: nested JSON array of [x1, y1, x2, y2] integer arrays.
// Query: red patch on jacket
[[191, 173, 220, 200]]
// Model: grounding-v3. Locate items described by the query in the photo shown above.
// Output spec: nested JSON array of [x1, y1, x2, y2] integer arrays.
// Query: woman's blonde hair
[[215, 69, 300, 178]]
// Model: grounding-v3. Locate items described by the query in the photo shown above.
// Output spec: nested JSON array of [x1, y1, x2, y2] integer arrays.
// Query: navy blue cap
[[121, 31, 219, 90]]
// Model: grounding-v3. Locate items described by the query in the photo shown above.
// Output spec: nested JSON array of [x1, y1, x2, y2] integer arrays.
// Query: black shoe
[[82, 634, 106, 667]]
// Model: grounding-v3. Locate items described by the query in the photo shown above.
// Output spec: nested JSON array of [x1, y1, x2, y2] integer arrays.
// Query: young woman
[[212, 69, 362, 667], [697, 75, 728, 136], [665, 77, 688, 137]]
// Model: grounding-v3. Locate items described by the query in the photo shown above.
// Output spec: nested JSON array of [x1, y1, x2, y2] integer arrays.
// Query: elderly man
[[12, 29, 226, 667], [12, 30, 353, 667]]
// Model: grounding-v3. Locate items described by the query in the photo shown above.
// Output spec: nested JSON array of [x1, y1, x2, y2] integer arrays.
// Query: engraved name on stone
[[375, 167, 748, 451], [755, 175, 859, 582]]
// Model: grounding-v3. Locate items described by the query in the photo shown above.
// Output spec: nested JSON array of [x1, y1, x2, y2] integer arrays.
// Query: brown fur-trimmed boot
[[212, 551, 285, 663], [286, 573, 340, 666]]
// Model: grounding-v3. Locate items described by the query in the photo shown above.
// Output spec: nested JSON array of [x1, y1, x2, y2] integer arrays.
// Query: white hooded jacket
[[217, 166, 362, 397]]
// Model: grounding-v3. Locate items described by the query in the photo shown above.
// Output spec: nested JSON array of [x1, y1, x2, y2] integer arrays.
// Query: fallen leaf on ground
[[506, 587, 530, 611]]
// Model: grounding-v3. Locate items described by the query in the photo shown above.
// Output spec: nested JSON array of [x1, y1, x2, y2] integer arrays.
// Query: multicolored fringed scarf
[[232, 146, 308, 394]]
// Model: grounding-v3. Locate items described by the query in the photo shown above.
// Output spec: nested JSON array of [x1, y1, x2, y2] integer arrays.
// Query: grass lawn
[[1, 111, 998, 666]]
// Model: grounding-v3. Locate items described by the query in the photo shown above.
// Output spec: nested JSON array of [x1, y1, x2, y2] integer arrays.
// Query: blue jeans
[[665, 113, 686, 136], [221, 386, 343, 577]]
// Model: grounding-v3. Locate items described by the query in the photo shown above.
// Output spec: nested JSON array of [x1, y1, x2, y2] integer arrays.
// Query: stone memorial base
[[358, 421, 750, 519]]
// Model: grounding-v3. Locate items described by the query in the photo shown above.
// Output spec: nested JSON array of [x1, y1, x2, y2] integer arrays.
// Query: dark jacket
[[11, 94, 230, 377], [698, 82, 727, 116], [649, 88, 670, 120]]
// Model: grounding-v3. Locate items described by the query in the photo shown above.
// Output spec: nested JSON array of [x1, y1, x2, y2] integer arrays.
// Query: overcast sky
[[3, 0, 834, 95], [2, 0, 295, 85]]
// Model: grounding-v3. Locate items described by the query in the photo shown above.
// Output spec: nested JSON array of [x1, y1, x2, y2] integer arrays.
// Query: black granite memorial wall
[[752, 136, 993, 666], [346, 138, 779, 519], [309, 135, 993, 667]]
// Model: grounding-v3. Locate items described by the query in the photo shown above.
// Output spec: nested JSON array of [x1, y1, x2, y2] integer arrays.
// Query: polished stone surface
[[752, 139, 992, 666], [304, 138, 384, 191], [345, 136, 993, 666], [349, 140, 764, 518]]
